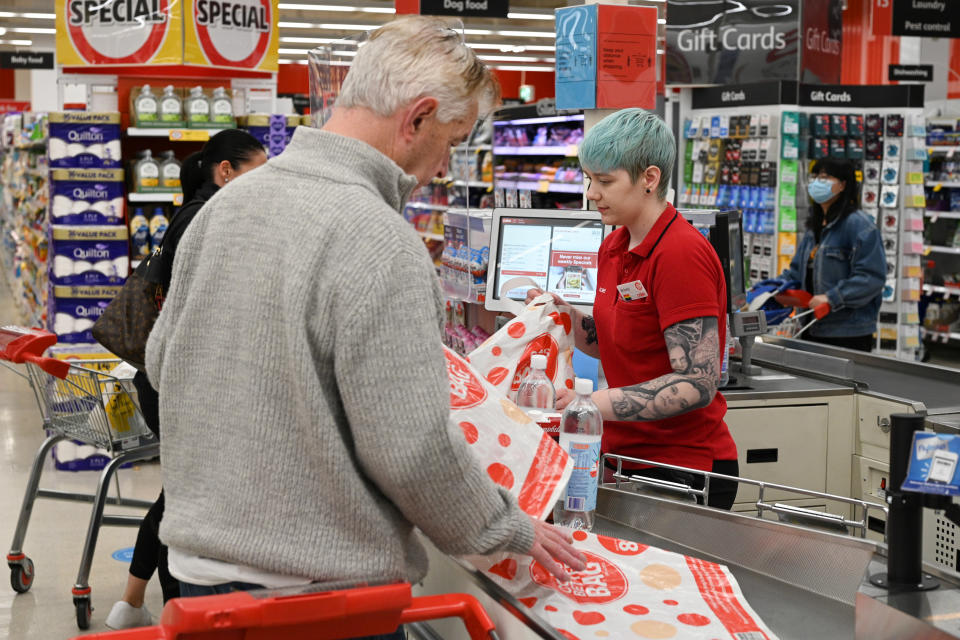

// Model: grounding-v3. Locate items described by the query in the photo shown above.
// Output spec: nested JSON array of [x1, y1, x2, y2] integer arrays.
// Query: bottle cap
[[575, 378, 593, 396], [531, 354, 547, 370]]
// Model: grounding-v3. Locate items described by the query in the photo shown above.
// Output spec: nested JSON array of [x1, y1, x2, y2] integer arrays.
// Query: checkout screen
[[494, 217, 604, 305]]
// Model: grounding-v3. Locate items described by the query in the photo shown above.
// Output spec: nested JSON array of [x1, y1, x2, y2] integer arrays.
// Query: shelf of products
[[924, 211, 960, 219], [926, 181, 960, 189], [452, 180, 492, 189], [496, 180, 583, 194], [926, 245, 960, 255], [129, 192, 182, 203], [923, 284, 960, 297], [493, 146, 579, 157]]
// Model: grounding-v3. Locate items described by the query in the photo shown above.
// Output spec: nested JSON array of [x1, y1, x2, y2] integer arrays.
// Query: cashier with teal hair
[[527, 108, 739, 509]]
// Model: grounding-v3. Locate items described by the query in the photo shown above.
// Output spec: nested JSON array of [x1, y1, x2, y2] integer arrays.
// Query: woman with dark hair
[[779, 158, 886, 352], [106, 129, 266, 629]]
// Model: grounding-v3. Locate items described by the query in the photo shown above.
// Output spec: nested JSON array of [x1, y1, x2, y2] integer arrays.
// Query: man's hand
[[808, 294, 829, 310], [525, 288, 564, 306], [528, 517, 586, 582], [555, 386, 575, 411]]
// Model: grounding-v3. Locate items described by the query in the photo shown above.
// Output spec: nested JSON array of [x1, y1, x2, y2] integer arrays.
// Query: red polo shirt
[[593, 204, 737, 471]]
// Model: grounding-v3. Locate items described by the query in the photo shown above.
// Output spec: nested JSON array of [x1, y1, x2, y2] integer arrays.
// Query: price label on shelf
[[173, 193, 184, 206], [537, 180, 550, 193], [169, 129, 211, 142], [565, 144, 579, 157]]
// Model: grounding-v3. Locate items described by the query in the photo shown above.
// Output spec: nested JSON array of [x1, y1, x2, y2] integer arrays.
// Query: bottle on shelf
[[160, 85, 182, 124], [134, 85, 159, 124], [554, 378, 603, 531], [130, 208, 150, 258], [185, 87, 211, 126], [134, 150, 160, 192], [211, 87, 233, 125], [515, 354, 555, 409], [160, 151, 182, 191], [149, 206, 169, 252]]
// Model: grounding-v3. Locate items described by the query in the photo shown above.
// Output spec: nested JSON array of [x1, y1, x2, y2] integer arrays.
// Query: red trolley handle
[[400, 593, 499, 640], [21, 352, 71, 379]]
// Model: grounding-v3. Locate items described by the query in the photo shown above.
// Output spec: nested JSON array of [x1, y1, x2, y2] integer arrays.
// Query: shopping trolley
[[769, 289, 832, 339], [1, 326, 159, 629], [72, 581, 500, 640]]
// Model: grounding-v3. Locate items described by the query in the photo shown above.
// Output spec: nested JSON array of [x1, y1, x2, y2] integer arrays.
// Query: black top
[[145, 180, 219, 292]]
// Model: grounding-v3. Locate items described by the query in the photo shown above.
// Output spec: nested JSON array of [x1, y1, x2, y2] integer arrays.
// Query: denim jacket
[[780, 210, 885, 337]]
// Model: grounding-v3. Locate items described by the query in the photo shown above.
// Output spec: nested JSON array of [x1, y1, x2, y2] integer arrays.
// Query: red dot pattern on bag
[[518, 597, 537, 608], [459, 422, 478, 444], [545, 605, 558, 612], [510, 334, 560, 393], [488, 558, 518, 580], [663, 600, 678, 606], [487, 367, 510, 386], [597, 535, 648, 556], [556, 631, 581, 640], [565, 379, 574, 389], [572, 530, 588, 542], [624, 605, 649, 615], [548, 311, 573, 335], [508, 322, 526, 339], [445, 350, 488, 410], [487, 463, 515, 489], [677, 613, 711, 627], [492, 346, 502, 356], [498, 434, 511, 447], [530, 551, 628, 604], [572, 611, 605, 626]]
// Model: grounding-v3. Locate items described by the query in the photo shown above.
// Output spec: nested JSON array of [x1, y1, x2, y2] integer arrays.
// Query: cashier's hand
[[808, 294, 829, 310], [524, 288, 565, 307], [554, 386, 575, 411], [529, 517, 587, 582]]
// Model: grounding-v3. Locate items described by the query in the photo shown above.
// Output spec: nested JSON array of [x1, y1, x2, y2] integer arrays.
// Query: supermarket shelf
[[924, 210, 960, 219], [25, 168, 48, 178], [406, 202, 450, 211], [923, 284, 960, 297], [493, 146, 578, 157], [927, 181, 960, 189], [129, 192, 182, 203], [417, 231, 445, 242], [452, 180, 492, 189], [921, 327, 960, 343], [126, 128, 223, 140], [497, 180, 583, 194], [925, 245, 960, 255], [453, 144, 492, 152], [928, 146, 960, 154]]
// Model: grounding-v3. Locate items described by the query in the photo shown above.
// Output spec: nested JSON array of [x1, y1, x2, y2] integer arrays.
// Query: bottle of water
[[554, 378, 603, 531], [719, 323, 731, 387], [515, 354, 555, 409]]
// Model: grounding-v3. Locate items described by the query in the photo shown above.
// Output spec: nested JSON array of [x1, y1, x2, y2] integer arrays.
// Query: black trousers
[[131, 372, 179, 604], [624, 459, 740, 510], [804, 332, 875, 352]]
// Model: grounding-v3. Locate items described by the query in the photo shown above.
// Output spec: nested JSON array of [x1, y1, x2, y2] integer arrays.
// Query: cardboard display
[[56, 0, 184, 66], [183, 0, 279, 72]]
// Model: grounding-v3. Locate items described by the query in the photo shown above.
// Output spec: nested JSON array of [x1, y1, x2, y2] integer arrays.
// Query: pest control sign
[[56, 0, 184, 66], [902, 432, 960, 496], [184, 0, 279, 71]]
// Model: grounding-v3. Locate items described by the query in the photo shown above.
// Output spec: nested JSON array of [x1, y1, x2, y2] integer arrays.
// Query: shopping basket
[[1, 326, 159, 630], [72, 581, 500, 640]]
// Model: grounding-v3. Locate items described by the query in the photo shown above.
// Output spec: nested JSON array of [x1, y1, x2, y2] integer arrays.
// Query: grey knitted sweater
[[145, 127, 536, 584]]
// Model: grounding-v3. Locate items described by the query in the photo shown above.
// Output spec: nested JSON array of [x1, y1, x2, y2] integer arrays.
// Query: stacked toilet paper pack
[[50, 168, 125, 225], [48, 112, 122, 169], [50, 285, 124, 344]]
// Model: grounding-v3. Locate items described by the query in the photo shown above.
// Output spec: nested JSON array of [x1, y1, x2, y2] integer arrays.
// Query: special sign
[[56, 0, 183, 66], [184, 0, 279, 71]]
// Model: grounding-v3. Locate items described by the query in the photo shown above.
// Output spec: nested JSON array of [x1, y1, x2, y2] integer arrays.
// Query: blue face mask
[[807, 178, 836, 204]]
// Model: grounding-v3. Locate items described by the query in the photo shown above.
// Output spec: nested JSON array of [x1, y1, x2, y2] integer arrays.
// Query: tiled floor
[[0, 276, 164, 639]]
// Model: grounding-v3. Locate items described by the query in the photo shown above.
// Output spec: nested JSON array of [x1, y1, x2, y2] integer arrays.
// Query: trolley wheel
[[9, 557, 33, 593], [75, 597, 92, 630]]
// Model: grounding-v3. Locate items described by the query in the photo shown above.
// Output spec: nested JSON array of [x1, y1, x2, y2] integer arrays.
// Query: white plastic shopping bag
[[468, 293, 575, 400], [469, 529, 778, 640], [445, 346, 573, 520]]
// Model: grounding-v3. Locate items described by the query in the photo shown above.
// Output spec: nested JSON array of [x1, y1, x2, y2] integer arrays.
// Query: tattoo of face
[[582, 315, 598, 345]]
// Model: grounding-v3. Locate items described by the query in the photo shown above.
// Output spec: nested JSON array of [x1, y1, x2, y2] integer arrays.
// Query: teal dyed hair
[[579, 108, 675, 199]]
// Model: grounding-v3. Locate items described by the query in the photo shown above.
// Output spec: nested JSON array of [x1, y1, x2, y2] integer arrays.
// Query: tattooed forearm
[[582, 316, 598, 345], [607, 317, 720, 422]]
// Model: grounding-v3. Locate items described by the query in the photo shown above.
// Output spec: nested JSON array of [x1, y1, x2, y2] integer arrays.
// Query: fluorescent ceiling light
[[479, 55, 552, 63], [507, 12, 553, 20], [279, 21, 313, 28], [278, 48, 311, 54], [317, 23, 375, 30], [331, 50, 357, 56], [360, 7, 395, 12], [0, 27, 5, 36], [463, 29, 493, 35], [466, 43, 555, 52], [280, 36, 342, 43], [279, 4, 354, 10], [0, 39, 33, 45], [22, 13, 56, 19], [497, 30, 554, 38], [0, 12, 14, 18], [658, 18, 666, 24], [11, 27, 56, 34], [491, 65, 554, 72]]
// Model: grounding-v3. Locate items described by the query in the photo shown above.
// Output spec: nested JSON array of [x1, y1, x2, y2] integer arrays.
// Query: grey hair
[[336, 16, 500, 122]]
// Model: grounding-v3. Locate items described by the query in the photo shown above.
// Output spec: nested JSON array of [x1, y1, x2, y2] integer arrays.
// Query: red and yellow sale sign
[[56, 0, 184, 66], [183, 0, 279, 72]]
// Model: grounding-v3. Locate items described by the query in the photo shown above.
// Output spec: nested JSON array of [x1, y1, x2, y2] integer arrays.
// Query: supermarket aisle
[[0, 277, 164, 639]]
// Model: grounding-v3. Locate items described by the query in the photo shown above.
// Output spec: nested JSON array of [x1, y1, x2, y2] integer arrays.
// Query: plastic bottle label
[[161, 98, 181, 121], [562, 438, 601, 512], [136, 97, 158, 120]]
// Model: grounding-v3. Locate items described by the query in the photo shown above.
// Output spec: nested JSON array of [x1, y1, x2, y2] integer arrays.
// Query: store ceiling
[[0, 0, 667, 72]]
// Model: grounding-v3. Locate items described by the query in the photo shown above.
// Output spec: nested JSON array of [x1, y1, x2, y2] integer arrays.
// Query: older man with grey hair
[[145, 15, 584, 617]]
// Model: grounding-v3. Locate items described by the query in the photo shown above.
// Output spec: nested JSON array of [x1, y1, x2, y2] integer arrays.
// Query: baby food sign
[[184, 0, 279, 71], [56, 0, 184, 66]]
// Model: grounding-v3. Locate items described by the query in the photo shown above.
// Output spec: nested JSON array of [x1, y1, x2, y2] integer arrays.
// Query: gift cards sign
[[184, 0, 279, 71], [57, 0, 183, 66]]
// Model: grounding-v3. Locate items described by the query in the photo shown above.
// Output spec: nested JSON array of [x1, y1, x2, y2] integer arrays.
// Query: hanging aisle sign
[[184, 0, 279, 72], [56, 0, 184, 66]]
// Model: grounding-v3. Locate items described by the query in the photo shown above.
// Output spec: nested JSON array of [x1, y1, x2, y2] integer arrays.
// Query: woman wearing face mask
[[778, 159, 885, 351]]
